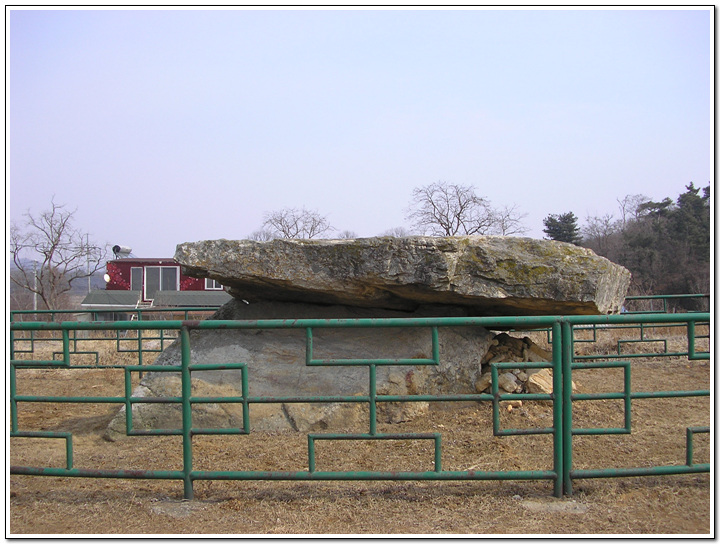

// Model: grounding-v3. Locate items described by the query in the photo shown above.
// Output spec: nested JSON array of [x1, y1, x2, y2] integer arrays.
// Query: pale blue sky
[[8, 7, 712, 257]]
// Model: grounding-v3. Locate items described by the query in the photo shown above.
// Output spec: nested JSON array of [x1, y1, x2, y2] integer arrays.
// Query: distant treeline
[[579, 183, 710, 307]]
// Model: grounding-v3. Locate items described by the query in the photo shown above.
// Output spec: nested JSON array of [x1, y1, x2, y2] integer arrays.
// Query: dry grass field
[[8, 326, 712, 536]]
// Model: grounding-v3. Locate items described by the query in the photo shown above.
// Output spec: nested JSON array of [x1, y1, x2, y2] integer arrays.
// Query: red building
[[81, 248, 231, 313], [104, 257, 223, 302]]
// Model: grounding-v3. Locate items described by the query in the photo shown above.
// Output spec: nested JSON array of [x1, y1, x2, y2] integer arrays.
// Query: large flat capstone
[[175, 236, 631, 315]]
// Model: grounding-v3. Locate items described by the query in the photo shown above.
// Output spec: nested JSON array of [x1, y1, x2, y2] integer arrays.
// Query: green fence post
[[62, 329, 71, 365], [561, 320, 574, 495], [137, 311, 144, 372], [181, 325, 194, 500], [124, 367, 133, 435], [551, 321, 564, 498], [369, 364, 377, 436], [687, 321, 696, 360], [305, 328, 313, 366], [10, 362, 18, 432]]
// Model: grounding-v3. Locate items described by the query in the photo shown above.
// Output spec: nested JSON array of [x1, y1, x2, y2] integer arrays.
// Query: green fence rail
[[9, 312, 710, 499], [9, 306, 222, 322], [9, 307, 222, 375], [623, 293, 710, 314], [8, 293, 709, 322]]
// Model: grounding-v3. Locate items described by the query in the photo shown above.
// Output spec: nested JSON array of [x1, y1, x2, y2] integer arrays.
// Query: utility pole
[[33, 260, 37, 311], [87, 233, 91, 294]]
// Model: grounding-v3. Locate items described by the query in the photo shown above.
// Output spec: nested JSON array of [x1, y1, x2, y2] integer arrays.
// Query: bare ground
[[8, 331, 712, 536]]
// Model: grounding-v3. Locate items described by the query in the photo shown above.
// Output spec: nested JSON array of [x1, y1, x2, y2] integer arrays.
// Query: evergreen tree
[[542, 212, 581, 244], [665, 183, 711, 294], [580, 184, 710, 306], [670, 183, 710, 263]]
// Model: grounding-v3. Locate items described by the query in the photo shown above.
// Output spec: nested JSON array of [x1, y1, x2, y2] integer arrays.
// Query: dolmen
[[105, 236, 631, 439]]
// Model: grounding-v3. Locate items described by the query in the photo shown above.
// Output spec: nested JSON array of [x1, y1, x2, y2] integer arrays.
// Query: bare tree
[[10, 198, 108, 310], [336, 230, 358, 239], [261, 207, 334, 239], [247, 229, 277, 241], [582, 213, 620, 256], [489, 204, 529, 235], [406, 181, 526, 236], [617, 194, 650, 228], [9, 268, 35, 311], [379, 226, 415, 237]]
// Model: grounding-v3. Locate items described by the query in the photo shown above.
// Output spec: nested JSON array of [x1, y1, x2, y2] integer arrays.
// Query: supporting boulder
[[105, 301, 494, 439]]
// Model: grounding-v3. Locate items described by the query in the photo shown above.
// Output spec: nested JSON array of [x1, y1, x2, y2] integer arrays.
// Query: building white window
[[131, 268, 143, 291], [205, 278, 223, 290], [144, 266, 179, 300]]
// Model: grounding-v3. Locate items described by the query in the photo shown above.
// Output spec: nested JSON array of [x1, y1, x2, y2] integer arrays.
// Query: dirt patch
[[9, 333, 711, 536], [520, 498, 589, 514]]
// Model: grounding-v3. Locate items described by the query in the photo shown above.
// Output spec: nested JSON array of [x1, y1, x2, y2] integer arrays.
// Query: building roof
[[81, 290, 232, 308], [107, 258, 178, 265], [151, 291, 233, 307], [80, 290, 143, 308]]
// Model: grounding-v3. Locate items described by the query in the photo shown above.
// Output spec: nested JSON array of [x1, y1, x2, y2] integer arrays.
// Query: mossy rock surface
[[175, 236, 631, 316]]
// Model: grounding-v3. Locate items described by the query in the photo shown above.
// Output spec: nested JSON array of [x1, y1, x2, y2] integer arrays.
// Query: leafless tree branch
[[406, 181, 526, 236], [10, 197, 108, 310], [489, 204, 529, 236], [261, 207, 335, 239]]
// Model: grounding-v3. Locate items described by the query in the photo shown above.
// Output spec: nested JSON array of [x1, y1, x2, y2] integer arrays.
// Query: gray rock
[[175, 236, 631, 316], [498, 372, 520, 393], [525, 368, 555, 395], [105, 301, 493, 438], [474, 371, 493, 393]]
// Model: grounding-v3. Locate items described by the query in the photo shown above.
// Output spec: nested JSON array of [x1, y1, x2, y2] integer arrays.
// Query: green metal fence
[[9, 306, 221, 322], [9, 307, 220, 374], [9, 312, 710, 499], [623, 293, 710, 314]]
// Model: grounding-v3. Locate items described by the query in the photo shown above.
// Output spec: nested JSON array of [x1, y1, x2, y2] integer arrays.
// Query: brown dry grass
[[8, 327, 712, 536]]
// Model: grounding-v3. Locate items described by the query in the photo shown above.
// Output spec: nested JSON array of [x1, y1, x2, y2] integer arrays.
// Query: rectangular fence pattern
[[10, 311, 710, 499]]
